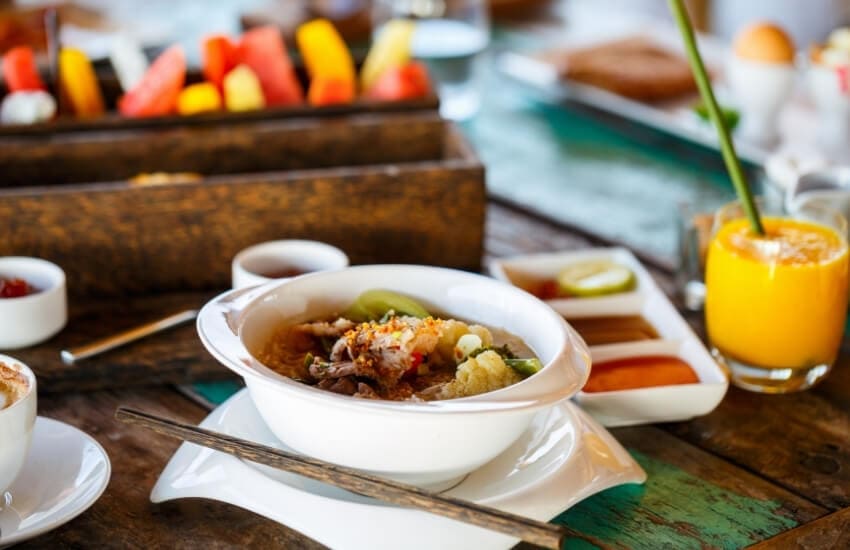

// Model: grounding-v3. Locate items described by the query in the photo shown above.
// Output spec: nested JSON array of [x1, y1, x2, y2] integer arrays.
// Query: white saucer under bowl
[[0, 417, 111, 548], [152, 390, 645, 550]]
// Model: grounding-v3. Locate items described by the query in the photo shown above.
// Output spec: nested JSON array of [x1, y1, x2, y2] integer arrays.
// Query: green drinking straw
[[668, 0, 765, 235]]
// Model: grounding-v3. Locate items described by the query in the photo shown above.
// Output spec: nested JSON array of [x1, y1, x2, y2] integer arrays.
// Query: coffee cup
[[0, 355, 37, 495], [231, 240, 349, 290]]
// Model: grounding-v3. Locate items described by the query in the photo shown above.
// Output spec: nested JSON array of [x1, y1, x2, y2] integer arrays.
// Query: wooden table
[[13, 201, 850, 549]]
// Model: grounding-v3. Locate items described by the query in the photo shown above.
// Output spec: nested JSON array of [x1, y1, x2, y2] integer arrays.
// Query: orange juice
[[706, 217, 849, 369]]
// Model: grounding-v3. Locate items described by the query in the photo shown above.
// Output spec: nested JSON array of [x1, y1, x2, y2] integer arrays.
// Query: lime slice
[[556, 261, 636, 297], [343, 289, 431, 321]]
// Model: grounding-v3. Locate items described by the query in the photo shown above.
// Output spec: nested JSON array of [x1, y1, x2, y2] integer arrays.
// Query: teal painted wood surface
[[556, 451, 798, 549], [468, 29, 748, 262], [188, 382, 800, 548]]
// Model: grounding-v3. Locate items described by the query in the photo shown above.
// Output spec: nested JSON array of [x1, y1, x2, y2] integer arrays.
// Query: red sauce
[[0, 278, 34, 298], [584, 355, 699, 393]]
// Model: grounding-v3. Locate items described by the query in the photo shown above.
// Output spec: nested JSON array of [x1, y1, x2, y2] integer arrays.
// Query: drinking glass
[[372, 0, 490, 120], [705, 199, 850, 393], [675, 202, 714, 311]]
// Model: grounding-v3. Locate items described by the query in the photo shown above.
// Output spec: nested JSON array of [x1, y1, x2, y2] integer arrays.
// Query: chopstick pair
[[116, 407, 576, 549]]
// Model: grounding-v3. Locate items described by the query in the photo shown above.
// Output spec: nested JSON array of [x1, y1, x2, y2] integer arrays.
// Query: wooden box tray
[[0, 112, 485, 296]]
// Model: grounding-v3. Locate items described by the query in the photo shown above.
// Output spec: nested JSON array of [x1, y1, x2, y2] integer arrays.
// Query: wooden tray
[[0, 66, 439, 137], [0, 112, 485, 297]]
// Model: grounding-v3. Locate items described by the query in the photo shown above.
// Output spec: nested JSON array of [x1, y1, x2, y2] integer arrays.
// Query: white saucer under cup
[[0, 417, 111, 547]]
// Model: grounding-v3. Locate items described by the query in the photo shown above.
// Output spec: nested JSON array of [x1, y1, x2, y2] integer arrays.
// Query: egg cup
[[726, 56, 796, 147]]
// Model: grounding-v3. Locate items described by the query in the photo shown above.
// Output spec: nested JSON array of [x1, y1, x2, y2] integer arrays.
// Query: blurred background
[[3, 0, 849, 265]]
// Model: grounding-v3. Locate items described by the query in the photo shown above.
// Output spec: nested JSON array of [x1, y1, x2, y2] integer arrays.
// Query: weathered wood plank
[[18, 388, 326, 549], [748, 507, 850, 549], [665, 386, 850, 511], [553, 427, 825, 550]]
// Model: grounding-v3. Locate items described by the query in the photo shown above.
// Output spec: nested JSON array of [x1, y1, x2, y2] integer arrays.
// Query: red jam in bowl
[[0, 278, 34, 298]]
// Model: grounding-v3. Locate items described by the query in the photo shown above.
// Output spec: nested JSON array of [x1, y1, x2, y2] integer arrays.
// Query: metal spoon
[[60, 309, 198, 365]]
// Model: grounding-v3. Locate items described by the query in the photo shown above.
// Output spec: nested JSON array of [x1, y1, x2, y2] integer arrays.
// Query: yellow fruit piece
[[296, 19, 356, 84], [223, 64, 266, 112], [177, 82, 222, 115], [361, 19, 416, 91], [59, 48, 105, 117]]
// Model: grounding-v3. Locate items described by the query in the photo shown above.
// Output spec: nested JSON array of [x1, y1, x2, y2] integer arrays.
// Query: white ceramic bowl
[[231, 240, 349, 289], [198, 265, 590, 488], [0, 257, 67, 349], [0, 355, 37, 494]]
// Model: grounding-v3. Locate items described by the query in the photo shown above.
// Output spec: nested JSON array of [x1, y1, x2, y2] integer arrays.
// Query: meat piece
[[337, 316, 444, 389], [295, 318, 356, 338], [317, 376, 357, 395], [354, 382, 379, 399], [309, 360, 358, 379]]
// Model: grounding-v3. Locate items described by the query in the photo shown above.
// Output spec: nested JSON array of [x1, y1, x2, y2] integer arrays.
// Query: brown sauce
[[567, 315, 659, 346]]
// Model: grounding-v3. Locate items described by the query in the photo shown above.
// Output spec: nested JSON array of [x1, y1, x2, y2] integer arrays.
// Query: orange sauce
[[584, 355, 699, 393]]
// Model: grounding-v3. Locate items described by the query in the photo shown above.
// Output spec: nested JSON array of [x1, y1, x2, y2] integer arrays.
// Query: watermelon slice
[[119, 45, 186, 118], [367, 62, 430, 101], [238, 26, 303, 106]]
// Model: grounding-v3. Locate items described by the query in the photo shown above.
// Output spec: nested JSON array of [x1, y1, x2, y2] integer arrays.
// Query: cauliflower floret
[[438, 350, 521, 399], [433, 320, 494, 364]]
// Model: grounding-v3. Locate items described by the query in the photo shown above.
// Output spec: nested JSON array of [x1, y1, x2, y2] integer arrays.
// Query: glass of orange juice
[[705, 200, 850, 393]]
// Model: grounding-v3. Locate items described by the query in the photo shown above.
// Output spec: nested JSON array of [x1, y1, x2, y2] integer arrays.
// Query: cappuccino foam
[[0, 362, 28, 410]]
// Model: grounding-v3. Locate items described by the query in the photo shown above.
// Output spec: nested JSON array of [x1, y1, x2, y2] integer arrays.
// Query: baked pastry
[[539, 36, 698, 102]]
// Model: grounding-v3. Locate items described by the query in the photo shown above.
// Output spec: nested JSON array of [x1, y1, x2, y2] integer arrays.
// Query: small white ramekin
[[0, 355, 37, 494], [231, 240, 349, 290], [0, 257, 67, 349]]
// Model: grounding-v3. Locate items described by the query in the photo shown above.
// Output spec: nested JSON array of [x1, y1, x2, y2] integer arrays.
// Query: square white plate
[[489, 247, 729, 427]]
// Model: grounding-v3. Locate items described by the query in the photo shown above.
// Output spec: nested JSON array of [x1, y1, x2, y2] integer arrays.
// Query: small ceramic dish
[[490, 248, 729, 427], [575, 339, 728, 427], [197, 265, 591, 488], [231, 240, 349, 289], [488, 247, 651, 315], [0, 356, 36, 495], [0, 257, 67, 349], [152, 389, 645, 550]]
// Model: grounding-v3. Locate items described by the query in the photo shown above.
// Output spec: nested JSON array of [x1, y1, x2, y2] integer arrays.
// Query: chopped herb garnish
[[379, 309, 397, 324], [505, 358, 543, 377]]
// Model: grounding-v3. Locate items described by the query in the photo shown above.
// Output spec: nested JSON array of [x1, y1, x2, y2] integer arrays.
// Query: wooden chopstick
[[115, 407, 570, 549]]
